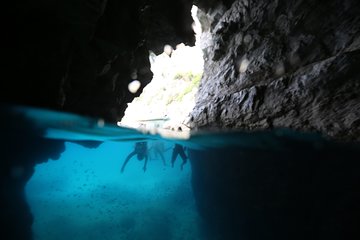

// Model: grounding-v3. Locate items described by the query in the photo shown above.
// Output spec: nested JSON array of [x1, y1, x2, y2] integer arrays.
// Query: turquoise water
[[3, 106, 359, 240], [26, 141, 198, 240], [15, 106, 200, 240]]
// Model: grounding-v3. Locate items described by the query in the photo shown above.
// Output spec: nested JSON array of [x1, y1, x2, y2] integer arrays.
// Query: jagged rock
[[188, 1, 360, 239], [190, 0, 360, 141], [2, 1, 360, 240]]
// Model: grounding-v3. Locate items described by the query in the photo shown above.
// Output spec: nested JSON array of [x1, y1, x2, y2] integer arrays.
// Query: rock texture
[[2, 1, 360, 240], [190, 0, 360, 141], [188, 1, 360, 239]]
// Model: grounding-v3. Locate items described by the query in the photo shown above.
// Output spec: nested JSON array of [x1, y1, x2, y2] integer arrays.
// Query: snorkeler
[[121, 142, 148, 173], [171, 144, 188, 170]]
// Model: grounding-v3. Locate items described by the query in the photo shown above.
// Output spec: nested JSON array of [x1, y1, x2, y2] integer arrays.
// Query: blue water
[[26, 141, 198, 240], [13, 106, 201, 240], [4, 106, 359, 240]]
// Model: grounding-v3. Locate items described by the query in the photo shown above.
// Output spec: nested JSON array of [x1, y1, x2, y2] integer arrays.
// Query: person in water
[[171, 144, 188, 170], [121, 141, 148, 173]]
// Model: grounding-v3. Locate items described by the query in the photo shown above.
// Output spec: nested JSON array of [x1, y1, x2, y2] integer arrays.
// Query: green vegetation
[[129, 70, 202, 119], [174, 71, 202, 82], [123, 45, 204, 125], [173, 72, 202, 102]]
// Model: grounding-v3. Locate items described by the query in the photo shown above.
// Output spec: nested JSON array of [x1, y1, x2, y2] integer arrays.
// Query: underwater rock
[[189, 133, 360, 240], [0, 108, 65, 240], [2, 1, 360, 239]]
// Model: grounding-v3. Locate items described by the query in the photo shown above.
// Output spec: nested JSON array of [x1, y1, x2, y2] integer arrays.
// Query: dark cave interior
[[1, 0, 360, 239]]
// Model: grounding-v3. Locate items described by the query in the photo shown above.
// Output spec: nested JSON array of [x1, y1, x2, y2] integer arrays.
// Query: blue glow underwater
[[26, 140, 197, 240], [4, 106, 358, 240]]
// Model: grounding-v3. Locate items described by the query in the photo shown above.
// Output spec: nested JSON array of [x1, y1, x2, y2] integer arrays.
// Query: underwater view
[[26, 140, 199, 240], [2, 106, 360, 240]]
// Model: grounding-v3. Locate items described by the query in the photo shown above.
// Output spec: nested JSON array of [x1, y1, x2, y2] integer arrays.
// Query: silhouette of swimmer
[[171, 144, 187, 170], [121, 142, 148, 173]]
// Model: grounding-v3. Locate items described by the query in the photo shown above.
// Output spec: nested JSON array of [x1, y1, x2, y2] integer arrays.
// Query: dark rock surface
[[189, 133, 360, 240], [3, 0, 195, 123], [0, 107, 65, 240], [188, 1, 360, 239], [2, 1, 360, 240], [190, 0, 360, 141], [2, 1, 195, 239]]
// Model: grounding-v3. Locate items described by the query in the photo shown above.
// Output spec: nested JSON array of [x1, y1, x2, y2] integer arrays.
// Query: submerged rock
[[189, 132, 360, 240]]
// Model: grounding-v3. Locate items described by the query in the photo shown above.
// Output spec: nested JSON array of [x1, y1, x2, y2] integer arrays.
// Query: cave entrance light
[[120, 5, 204, 132]]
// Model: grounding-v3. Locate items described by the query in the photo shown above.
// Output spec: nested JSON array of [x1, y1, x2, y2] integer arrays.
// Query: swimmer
[[121, 142, 148, 173], [171, 144, 187, 170]]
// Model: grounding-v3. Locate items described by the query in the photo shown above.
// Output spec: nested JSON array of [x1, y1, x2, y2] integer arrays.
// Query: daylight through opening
[[120, 6, 204, 132]]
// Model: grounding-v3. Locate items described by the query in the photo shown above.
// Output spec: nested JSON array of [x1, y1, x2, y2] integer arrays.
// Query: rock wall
[[189, 134, 360, 240], [3, 0, 194, 123], [0, 108, 65, 240], [190, 0, 360, 141], [188, 1, 360, 239], [2, 1, 360, 240], [1, 1, 195, 239]]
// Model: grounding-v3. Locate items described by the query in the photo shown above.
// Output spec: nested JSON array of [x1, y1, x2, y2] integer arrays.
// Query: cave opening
[[25, 140, 201, 240], [2, 0, 360, 239], [22, 5, 206, 240], [120, 6, 204, 131]]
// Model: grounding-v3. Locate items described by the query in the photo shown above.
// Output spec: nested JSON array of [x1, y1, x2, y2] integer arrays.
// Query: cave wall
[[190, 0, 360, 141], [2, 1, 360, 239], [1, 1, 194, 239], [189, 136, 360, 240], [0, 108, 65, 240], [188, 0, 360, 239], [3, 0, 195, 123]]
